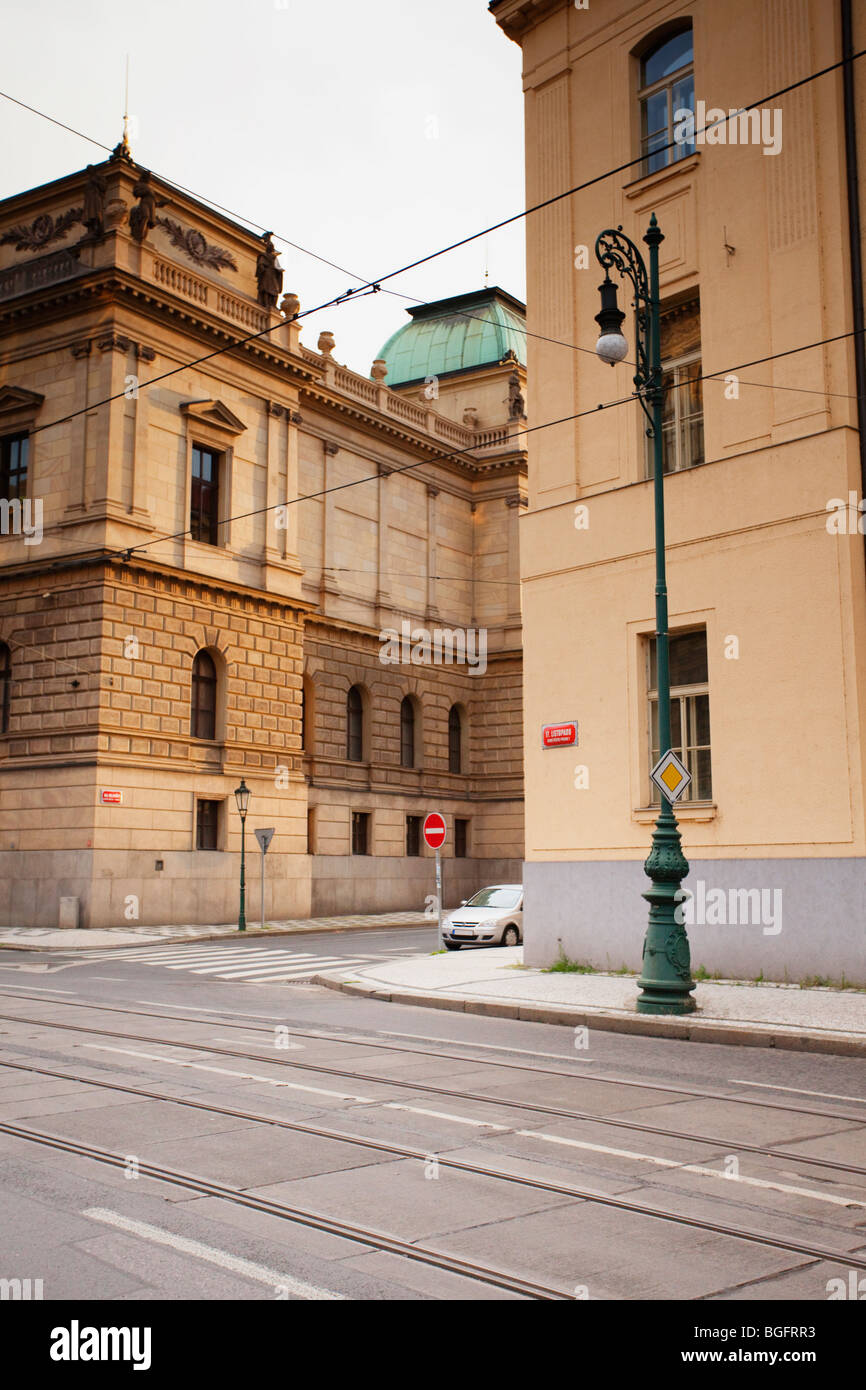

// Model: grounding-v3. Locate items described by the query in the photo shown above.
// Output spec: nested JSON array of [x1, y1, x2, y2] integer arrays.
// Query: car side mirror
[[460, 899, 468, 906]]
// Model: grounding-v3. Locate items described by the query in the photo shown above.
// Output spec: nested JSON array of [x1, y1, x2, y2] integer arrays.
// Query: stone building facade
[[0, 146, 526, 927], [493, 0, 866, 981]]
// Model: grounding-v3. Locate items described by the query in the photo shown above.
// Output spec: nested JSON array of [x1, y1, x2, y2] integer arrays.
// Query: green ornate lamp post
[[593, 216, 696, 1014], [234, 778, 251, 933]]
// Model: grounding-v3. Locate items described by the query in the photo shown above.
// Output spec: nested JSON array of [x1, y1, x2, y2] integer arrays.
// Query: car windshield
[[466, 888, 521, 909]]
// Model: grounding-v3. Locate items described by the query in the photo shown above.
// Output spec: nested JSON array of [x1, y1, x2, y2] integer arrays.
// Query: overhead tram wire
[[12, 84, 861, 397], [24, 320, 866, 572], [5, 44, 866, 441]]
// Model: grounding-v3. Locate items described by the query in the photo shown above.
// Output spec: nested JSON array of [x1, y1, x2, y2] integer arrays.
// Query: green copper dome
[[375, 287, 526, 387]]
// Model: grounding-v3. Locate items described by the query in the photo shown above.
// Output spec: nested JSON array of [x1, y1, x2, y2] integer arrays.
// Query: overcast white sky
[[1, 0, 526, 376]]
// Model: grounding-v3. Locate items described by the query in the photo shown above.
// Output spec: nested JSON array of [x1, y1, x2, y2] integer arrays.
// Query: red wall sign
[[101, 789, 123, 805], [422, 811, 447, 849], [542, 721, 578, 749]]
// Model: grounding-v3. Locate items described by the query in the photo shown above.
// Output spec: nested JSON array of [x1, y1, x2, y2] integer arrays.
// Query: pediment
[[0, 385, 45, 418], [180, 399, 246, 435]]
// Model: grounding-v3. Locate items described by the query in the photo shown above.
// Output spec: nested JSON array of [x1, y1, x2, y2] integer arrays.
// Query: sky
[[0, 0, 526, 376]]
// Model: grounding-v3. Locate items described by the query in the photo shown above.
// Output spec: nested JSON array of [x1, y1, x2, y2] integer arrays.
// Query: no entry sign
[[422, 811, 447, 850]]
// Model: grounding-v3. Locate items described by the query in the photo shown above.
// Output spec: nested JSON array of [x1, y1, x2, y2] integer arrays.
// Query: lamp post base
[[636, 804, 696, 1015]]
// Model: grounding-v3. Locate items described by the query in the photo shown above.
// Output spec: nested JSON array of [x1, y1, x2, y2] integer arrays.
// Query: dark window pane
[[347, 686, 363, 761], [400, 697, 415, 768], [196, 799, 219, 850], [692, 692, 711, 746], [352, 811, 369, 855], [190, 445, 220, 545], [191, 650, 217, 740], [454, 818, 468, 859], [1, 434, 28, 501], [406, 815, 421, 857], [670, 632, 708, 685], [448, 705, 462, 774], [694, 747, 713, 800], [670, 697, 682, 750], [0, 643, 10, 733], [649, 631, 708, 688], [642, 28, 693, 86]]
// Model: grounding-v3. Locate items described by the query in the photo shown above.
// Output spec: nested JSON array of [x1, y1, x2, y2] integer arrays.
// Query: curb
[[312, 975, 866, 1058], [0, 919, 429, 953]]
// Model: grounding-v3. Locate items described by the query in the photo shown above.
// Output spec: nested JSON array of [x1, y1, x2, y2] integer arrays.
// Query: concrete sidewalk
[[0, 912, 430, 952], [314, 946, 866, 1057]]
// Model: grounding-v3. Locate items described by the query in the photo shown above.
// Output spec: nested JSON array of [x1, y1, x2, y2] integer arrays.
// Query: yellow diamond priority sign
[[650, 749, 692, 805]]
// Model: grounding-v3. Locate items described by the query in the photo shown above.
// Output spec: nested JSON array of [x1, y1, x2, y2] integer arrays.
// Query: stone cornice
[[489, 0, 566, 42]]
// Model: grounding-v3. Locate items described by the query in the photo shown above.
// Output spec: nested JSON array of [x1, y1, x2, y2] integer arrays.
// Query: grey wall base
[[0, 849, 522, 929], [524, 857, 866, 985], [310, 857, 522, 917]]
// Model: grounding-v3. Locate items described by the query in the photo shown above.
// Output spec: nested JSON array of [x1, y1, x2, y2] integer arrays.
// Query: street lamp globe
[[234, 778, 250, 819], [594, 275, 628, 366], [595, 332, 629, 366]]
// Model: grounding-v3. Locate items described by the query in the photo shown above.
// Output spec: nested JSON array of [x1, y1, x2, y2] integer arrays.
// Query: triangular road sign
[[254, 827, 276, 853]]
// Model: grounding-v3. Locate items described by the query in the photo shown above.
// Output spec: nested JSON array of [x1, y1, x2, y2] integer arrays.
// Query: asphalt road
[[0, 925, 864, 1304]]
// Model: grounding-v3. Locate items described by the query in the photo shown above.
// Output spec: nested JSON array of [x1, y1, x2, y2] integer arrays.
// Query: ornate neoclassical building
[[0, 144, 526, 927]]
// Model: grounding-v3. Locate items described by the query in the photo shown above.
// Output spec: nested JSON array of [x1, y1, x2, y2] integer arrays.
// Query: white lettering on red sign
[[101, 790, 123, 805], [542, 722, 578, 749]]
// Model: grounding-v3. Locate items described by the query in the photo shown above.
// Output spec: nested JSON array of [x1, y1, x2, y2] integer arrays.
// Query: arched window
[[400, 696, 416, 768], [0, 643, 10, 734], [346, 685, 364, 761], [639, 26, 694, 175], [448, 705, 462, 774], [190, 650, 217, 740]]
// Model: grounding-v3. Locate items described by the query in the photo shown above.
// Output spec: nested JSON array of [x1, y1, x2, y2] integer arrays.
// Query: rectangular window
[[0, 434, 28, 500], [406, 815, 421, 857], [647, 629, 712, 804], [306, 808, 316, 855], [645, 299, 703, 477], [454, 818, 469, 859], [351, 811, 370, 856], [196, 798, 220, 850], [190, 444, 221, 545]]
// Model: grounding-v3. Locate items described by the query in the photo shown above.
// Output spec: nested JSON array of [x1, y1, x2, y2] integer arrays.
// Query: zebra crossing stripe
[[160, 950, 318, 967], [185, 957, 369, 979]]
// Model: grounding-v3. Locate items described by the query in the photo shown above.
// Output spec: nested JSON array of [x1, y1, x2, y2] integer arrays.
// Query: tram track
[[1, 1057, 865, 1277], [0, 1000, 864, 1182], [4, 988, 863, 1122]]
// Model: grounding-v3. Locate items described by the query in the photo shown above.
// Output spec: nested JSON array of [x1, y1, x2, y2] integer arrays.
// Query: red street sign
[[542, 721, 578, 749], [100, 789, 123, 805], [422, 812, 447, 849]]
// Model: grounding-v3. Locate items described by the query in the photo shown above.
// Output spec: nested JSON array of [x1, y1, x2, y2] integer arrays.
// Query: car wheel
[[444, 942, 461, 951], [501, 925, 520, 947]]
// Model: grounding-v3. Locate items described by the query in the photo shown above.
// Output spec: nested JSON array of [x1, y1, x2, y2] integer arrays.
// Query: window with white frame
[[638, 26, 695, 176], [647, 629, 712, 805], [646, 297, 703, 477]]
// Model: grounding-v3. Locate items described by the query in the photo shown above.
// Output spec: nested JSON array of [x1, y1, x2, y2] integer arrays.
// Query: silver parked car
[[442, 884, 523, 950]]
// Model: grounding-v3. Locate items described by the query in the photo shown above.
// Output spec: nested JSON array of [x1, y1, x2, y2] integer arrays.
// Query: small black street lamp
[[593, 215, 696, 1015], [234, 778, 251, 932]]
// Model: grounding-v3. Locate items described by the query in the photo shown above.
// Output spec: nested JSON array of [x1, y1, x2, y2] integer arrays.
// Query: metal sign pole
[[261, 846, 266, 929], [253, 828, 275, 930], [435, 846, 443, 948]]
